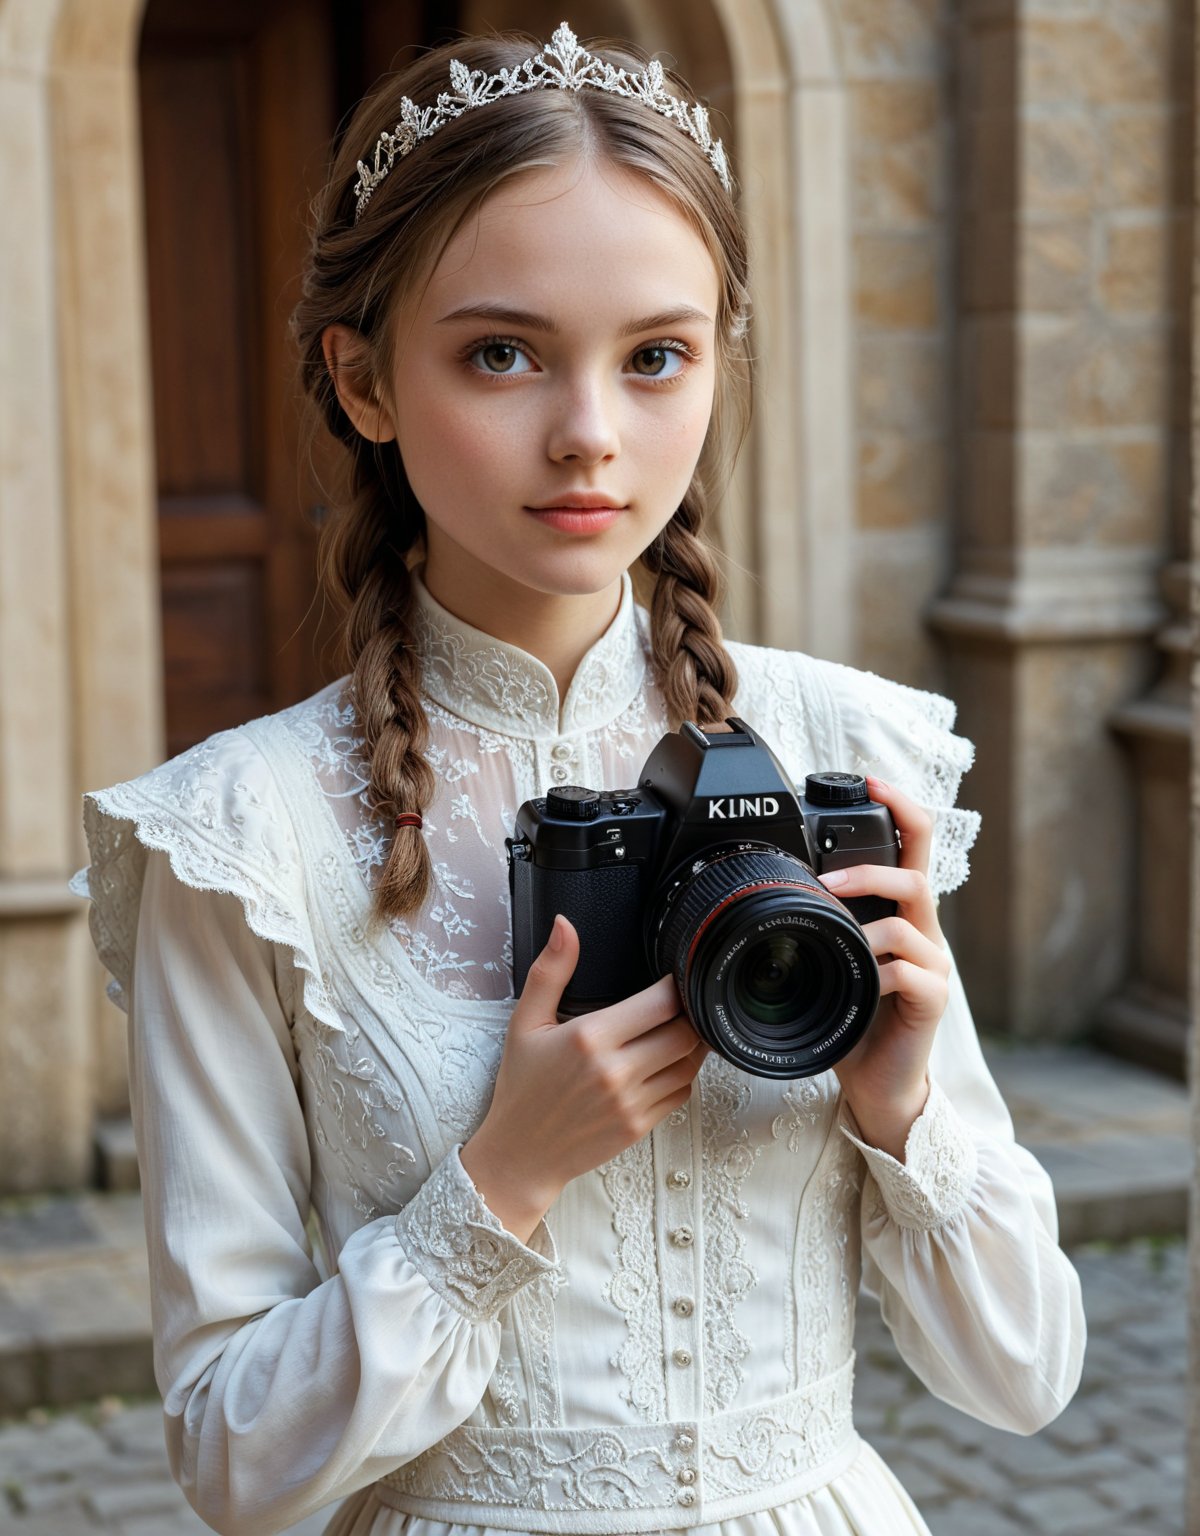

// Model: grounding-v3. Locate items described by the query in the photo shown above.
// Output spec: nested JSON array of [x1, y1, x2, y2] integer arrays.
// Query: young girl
[[74, 23, 1085, 1536]]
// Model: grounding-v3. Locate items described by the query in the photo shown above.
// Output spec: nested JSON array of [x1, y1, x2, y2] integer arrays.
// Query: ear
[[321, 323, 397, 443]]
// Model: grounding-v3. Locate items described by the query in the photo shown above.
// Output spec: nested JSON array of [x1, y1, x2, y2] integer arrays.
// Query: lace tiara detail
[[352, 22, 732, 223]]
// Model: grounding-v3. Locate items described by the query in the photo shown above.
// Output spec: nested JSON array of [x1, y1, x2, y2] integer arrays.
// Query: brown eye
[[631, 346, 668, 375], [628, 345, 686, 380], [481, 343, 520, 372]]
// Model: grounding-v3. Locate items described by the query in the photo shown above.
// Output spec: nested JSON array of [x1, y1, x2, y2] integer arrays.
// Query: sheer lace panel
[[279, 570, 660, 1001]]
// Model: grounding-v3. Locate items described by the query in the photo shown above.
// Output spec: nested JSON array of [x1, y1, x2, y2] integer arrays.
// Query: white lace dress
[[72, 569, 1085, 1536]]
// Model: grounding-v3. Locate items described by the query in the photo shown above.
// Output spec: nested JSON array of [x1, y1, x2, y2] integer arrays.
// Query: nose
[[545, 370, 620, 466]]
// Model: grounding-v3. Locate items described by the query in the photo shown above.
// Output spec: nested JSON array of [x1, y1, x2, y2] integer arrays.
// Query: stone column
[[929, 0, 1183, 1040], [0, 0, 162, 1193], [0, 0, 94, 1190], [53, 0, 165, 1120]]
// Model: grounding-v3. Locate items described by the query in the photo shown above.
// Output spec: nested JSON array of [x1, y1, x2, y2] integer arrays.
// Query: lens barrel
[[652, 847, 879, 1079]]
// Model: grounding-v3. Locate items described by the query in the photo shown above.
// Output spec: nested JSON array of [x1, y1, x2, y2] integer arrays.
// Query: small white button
[[677, 1488, 696, 1507], [668, 1106, 689, 1126], [672, 1348, 693, 1368], [672, 1296, 695, 1318], [551, 765, 569, 783], [678, 1466, 697, 1485], [551, 742, 572, 761], [669, 1226, 693, 1248], [667, 1169, 691, 1190], [674, 1431, 695, 1452]]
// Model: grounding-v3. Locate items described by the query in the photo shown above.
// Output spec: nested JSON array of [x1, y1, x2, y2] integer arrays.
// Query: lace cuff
[[394, 1145, 561, 1324], [839, 1077, 978, 1232]]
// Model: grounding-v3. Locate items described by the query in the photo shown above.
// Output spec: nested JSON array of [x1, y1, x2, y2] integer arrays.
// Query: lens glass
[[727, 924, 844, 1047], [732, 934, 811, 1029]]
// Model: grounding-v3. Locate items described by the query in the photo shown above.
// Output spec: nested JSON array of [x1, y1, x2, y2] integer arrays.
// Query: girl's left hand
[[816, 774, 951, 1161]]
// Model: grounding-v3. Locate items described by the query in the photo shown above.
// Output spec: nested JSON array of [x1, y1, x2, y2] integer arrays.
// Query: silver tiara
[[352, 22, 731, 223]]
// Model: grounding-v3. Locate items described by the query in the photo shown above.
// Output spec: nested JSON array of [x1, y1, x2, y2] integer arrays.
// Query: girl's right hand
[[459, 915, 709, 1242]]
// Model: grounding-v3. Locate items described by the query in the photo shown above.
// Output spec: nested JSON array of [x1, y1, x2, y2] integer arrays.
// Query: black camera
[[506, 718, 901, 1079]]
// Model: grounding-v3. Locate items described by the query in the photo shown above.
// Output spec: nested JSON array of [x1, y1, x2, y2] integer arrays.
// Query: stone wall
[[840, 0, 958, 691], [929, 0, 1192, 1041]]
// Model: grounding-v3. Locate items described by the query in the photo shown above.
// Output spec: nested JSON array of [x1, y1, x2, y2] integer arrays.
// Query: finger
[[621, 1014, 706, 1075], [875, 957, 948, 1025], [640, 1040, 708, 1102], [863, 775, 933, 875], [818, 863, 941, 944], [595, 973, 686, 1044], [511, 914, 580, 1029], [816, 860, 937, 914], [861, 914, 950, 976]]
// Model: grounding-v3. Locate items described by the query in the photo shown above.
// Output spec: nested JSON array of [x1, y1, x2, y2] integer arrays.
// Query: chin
[[512, 543, 643, 598]]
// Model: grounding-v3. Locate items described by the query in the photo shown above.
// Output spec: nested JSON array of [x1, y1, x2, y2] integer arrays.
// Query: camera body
[[507, 717, 900, 1079]]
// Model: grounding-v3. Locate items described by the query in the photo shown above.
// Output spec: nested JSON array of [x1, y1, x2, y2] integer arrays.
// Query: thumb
[[512, 914, 580, 1026]]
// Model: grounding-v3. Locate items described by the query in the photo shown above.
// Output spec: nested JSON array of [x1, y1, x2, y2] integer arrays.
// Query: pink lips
[[524, 494, 626, 534]]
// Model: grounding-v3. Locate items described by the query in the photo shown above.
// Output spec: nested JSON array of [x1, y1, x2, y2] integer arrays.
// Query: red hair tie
[[395, 812, 423, 830]]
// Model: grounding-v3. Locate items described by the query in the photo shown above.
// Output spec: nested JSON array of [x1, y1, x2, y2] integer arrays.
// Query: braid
[[323, 439, 433, 926], [641, 479, 739, 730]]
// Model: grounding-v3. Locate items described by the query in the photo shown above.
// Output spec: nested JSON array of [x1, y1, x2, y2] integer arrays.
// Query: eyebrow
[[435, 302, 714, 336]]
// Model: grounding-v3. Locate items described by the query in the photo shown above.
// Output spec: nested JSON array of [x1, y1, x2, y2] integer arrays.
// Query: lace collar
[[409, 567, 649, 738]]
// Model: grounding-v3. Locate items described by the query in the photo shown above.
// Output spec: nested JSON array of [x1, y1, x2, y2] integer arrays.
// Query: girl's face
[[383, 156, 721, 603]]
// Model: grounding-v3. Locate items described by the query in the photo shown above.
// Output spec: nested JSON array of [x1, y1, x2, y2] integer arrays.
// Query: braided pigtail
[[641, 480, 739, 731], [322, 438, 434, 926]]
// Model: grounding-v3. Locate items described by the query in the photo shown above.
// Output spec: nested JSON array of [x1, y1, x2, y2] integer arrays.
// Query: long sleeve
[[838, 942, 1086, 1434], [128, 849, 560, 1536]]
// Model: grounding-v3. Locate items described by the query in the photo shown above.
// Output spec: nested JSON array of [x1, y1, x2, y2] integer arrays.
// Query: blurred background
[[0, 1, 1194, 1533]]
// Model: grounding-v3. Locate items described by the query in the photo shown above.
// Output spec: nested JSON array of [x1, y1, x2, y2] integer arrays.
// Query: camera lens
[[732, 934, 818, 1028], [650, 847, 878, 1079]]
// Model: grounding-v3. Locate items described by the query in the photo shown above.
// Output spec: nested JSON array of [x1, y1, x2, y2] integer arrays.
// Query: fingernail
[[548, 915, 564, 952], [818, 869, 849, 888]]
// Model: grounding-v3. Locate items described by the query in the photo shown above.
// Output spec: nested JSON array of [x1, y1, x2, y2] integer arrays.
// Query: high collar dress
[[72, 569, 1085, 1536]]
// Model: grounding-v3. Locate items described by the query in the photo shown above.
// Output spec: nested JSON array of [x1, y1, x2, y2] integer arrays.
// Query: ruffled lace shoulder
[[70, 704, 345, 1036], [808, 657, 981, 898], [728, 644, 979, 898]]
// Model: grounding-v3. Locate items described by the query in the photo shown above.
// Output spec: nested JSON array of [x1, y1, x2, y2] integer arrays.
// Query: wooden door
[[139, 0, 440, 757]]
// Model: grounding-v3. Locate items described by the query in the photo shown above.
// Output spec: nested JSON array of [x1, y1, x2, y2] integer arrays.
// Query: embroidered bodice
[[71, 575, 1084, 1536]]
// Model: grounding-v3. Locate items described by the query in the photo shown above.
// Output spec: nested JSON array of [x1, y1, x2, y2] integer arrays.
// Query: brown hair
[[291, 28, 751, 925]]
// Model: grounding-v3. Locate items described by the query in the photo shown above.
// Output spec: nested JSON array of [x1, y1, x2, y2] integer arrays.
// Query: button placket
[[655, 1102, 700, 1424], [540, 736, 580, 789]]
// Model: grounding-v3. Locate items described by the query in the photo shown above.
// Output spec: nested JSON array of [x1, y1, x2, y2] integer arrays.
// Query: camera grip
[[512, 860, 648, 1011]]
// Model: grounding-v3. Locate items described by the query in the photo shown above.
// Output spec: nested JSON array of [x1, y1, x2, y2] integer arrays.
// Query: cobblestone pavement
[[0, 1238, 1185, 1535]]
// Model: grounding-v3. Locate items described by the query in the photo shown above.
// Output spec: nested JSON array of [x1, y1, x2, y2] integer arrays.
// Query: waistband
[[374, 1354, 858, 1534]]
